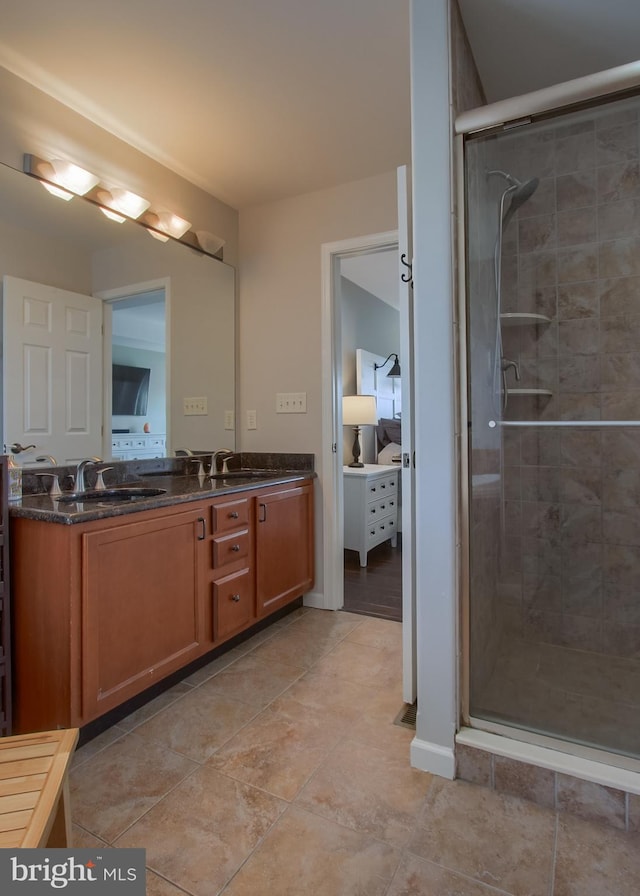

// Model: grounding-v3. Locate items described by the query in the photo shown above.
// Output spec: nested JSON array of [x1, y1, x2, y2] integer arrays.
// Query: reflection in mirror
[[0, 161, 235, 465]]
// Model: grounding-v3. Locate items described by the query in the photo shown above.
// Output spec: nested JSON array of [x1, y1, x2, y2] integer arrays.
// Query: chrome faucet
[[35, 454, 58, 465], [210, 449, 234, 475], [74, 457, 102, 491]]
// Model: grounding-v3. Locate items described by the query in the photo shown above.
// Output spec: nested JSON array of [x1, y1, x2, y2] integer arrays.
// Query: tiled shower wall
[[497, 101, 640, 659]]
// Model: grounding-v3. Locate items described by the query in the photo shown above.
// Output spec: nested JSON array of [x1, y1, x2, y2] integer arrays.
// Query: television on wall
[[112, 364, 151, 416]]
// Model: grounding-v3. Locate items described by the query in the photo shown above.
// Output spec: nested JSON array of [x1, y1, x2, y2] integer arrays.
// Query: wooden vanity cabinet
[[11, 477, 315, 734], [81, 505, 209, 721], [255, 482, 314, 617]]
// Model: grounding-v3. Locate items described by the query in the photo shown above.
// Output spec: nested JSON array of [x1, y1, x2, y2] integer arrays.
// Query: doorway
[[339, 251, 403, 621], [98, 279, 170, 460]]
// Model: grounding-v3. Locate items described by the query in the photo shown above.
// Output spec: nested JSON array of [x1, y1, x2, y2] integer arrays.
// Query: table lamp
[[342, 394, 378, 468]]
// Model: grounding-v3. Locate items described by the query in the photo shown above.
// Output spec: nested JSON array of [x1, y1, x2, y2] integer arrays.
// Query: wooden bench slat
[[0, 757, 52, 780], [0, 773, 47, 797], [0, 808, 31, 833]]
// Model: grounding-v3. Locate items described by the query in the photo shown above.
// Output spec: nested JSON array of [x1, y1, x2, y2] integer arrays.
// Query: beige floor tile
[[270, 668, 384, 730], [387, 854, 513, 896], [289, 608, 364, 640], [197, 653, 305, 707], [344, 616, 403, 651], [131, 688, 259, 762], [346, 683, 413, 753], [181, 647, 245, 686], [554, 814, 640, 895], [71, 724, 128, 769], [146, 870, 189, 895], [208, 706, 343, 800], [313, 639, 403, 690], [114, 766, 286, 896], [221, 805, 399, 896], [296, 738, 431, 848], [117, 682, 194, 731], [70, 731, 198, 843], [248, 621, 351, 669], [72, 824, 109, 848], [409, 778, 556, 895]]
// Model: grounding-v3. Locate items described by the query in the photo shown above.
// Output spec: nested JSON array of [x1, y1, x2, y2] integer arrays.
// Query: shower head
[[486, 169, 539, 227], [502, 176, 539, 227]]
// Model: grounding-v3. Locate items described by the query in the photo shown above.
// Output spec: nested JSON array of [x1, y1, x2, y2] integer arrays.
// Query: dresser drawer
[[212, 529, 250, 568], [366, 494, 397, 522], [366, 474, 398, 501], [212, 498, 250, 534], [367, 516, 397, 547], [213, 568, 253, 639]]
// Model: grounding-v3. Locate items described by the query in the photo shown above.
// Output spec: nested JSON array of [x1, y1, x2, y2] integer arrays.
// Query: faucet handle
[[35, 472, 62, 497], [95, 467, 114, 490]]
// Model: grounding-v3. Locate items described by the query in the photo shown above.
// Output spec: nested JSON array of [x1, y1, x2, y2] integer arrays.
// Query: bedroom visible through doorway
[[339, 249, 403, 622]]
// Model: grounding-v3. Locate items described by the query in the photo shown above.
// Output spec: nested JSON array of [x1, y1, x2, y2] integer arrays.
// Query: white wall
[[238, 171, 398, 599]]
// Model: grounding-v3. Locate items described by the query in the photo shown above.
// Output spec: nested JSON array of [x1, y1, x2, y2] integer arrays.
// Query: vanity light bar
[[22, 153, 224, 257]]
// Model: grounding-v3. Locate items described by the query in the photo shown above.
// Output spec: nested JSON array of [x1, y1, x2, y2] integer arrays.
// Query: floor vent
[[394, 701, 417, 729]]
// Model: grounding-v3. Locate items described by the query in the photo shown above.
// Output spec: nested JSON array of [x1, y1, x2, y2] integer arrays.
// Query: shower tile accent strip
[[457, 744, 636, 832]]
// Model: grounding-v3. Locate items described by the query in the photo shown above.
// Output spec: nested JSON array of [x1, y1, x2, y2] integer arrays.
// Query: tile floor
[[70, 607, 640, 895]]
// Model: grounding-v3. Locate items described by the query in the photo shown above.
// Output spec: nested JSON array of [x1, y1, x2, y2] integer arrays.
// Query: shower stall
[[463, 84, 640, 766]]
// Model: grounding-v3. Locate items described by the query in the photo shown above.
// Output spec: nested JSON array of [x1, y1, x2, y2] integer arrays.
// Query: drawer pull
[[370, 508, 376, 515], [370, 486, 376, 493], [231, 544, 241, 552], [380, 504, 386, 511], [230, 593, 241, 602], [381, 483, 386, 489], [229, 511, 239, 519]]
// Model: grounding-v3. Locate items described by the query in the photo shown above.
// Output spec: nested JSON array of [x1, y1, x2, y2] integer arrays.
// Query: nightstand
[[343, 464, 399, 567]]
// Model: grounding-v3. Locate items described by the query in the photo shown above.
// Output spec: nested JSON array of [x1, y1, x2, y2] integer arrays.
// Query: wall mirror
[[0, 160, 236, 465]]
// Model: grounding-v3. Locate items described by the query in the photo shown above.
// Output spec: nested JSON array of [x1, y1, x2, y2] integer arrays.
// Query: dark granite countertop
[[10, 453, 315, 525]]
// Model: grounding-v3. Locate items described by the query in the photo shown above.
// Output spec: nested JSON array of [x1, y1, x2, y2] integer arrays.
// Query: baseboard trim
[[302, 590, 327, 610], [410, 736, 456, 778]]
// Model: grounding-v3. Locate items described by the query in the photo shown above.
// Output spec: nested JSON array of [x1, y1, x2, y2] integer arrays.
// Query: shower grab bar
[[489, 419, 640, 428]]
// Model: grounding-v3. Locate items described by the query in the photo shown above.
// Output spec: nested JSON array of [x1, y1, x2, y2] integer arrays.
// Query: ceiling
[[341, 250, 399, 309], [0, 2, 638, 211]]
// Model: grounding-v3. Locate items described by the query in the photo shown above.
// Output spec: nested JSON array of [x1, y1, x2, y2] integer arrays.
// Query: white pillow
[[377, 442, 401, 465]]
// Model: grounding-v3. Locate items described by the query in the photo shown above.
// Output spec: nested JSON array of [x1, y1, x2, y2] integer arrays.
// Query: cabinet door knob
[[229, 511, 239, 519], [230, 593, 241, 602], [231, 544, 241, 552]]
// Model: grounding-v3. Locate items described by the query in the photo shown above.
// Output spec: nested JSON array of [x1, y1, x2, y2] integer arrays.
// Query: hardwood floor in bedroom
[[343, 535, 402, 622]]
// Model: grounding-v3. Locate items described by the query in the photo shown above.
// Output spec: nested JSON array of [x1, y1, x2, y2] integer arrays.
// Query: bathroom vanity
[[10, 466, 314, 734]]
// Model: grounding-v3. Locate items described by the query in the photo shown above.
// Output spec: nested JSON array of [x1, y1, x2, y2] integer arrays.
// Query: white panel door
[[3, 276, 103, 465], [398, 165, 416, 705]]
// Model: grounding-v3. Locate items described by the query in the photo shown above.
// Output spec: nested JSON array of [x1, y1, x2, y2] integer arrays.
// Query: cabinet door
[[82, 506, 207, 720], [255, 483, 314, 617]]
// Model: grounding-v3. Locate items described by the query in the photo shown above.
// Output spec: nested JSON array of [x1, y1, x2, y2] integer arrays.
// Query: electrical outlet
[[247, 409, 257, 430], [183, 396, 208, 415], [224, 410, 235, 430], [276, 392, 307, 413]]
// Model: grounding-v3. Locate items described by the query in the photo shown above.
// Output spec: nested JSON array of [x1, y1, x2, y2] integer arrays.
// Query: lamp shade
[[342, 394, 378, 426]]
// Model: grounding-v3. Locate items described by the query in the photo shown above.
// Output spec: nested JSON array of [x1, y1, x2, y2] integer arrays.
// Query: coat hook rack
[[400, 253, 413, 286]]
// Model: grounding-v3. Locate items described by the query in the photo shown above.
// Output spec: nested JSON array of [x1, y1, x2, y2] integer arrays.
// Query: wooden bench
[[0, 728, 79, 847]]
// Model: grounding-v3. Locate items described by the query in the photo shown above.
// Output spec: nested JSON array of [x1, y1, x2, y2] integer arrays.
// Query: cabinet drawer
[[213, 568, 253, 639], [212, 498, 250, 534], [367, 516, 396, 546], [212, 529, 250, 568], [366, 495, 397, 521], [366, 475, 397, 500]]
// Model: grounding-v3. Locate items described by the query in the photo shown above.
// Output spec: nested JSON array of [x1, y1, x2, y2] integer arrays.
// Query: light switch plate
[[183, 396, 208, 415], [247, 409, 257, 430], [224, 410, 235, 430], [276, 392, 307, 413]]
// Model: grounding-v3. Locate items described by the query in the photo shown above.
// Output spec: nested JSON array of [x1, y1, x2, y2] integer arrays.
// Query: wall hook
[[400, 253, 413, 286]]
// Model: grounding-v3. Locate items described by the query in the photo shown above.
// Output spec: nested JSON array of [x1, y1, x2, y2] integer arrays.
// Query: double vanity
[[10, 454, 315, 736]]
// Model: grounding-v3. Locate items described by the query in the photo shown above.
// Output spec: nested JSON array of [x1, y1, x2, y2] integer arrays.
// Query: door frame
[[320, 229, 399, 613]]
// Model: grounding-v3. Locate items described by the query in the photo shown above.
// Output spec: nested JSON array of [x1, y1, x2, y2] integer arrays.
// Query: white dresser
[[111, 434, 166, 461], [343, 464, 399, 567]]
